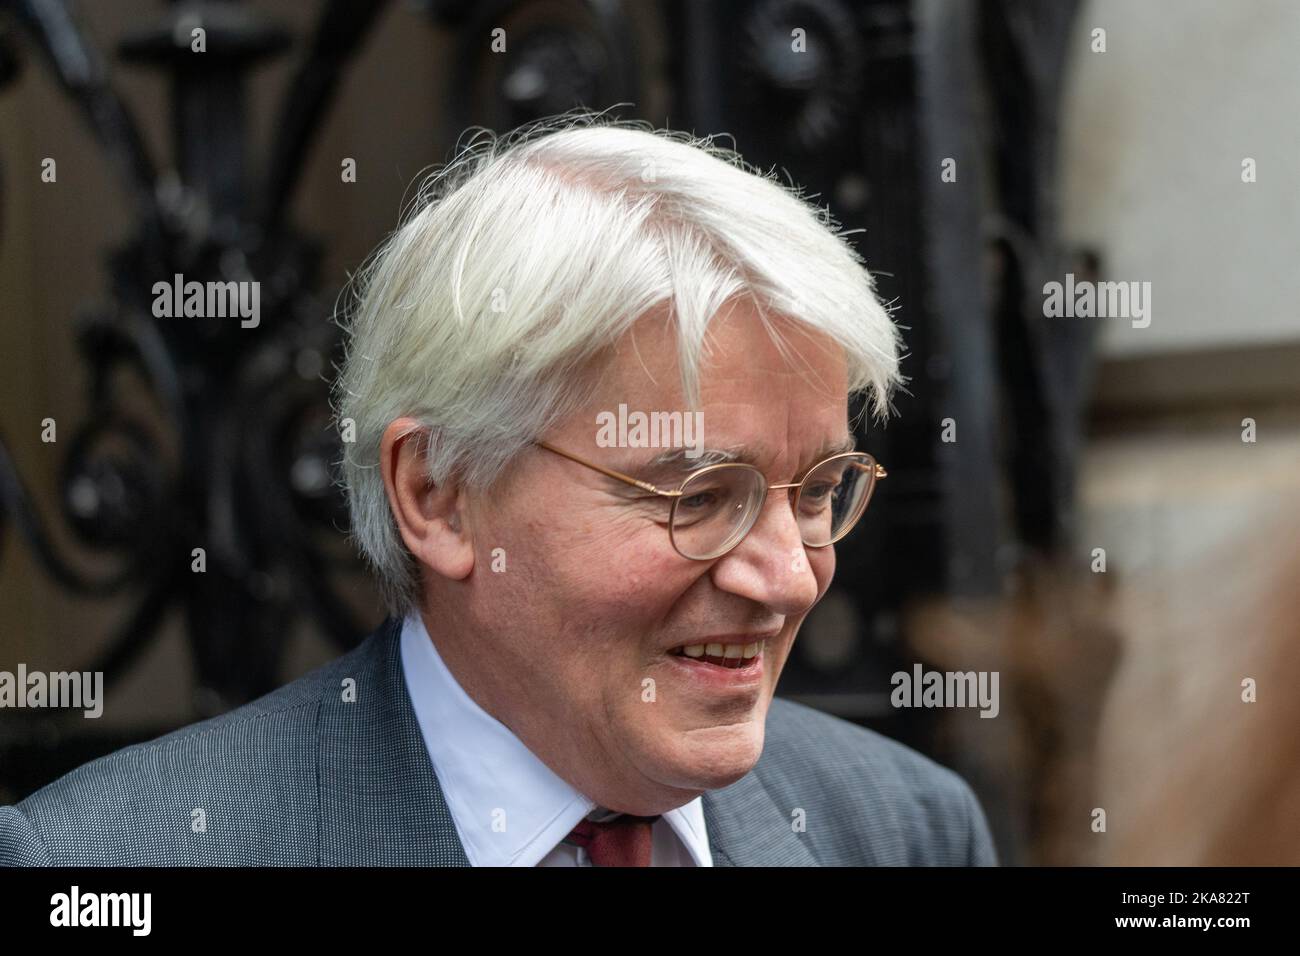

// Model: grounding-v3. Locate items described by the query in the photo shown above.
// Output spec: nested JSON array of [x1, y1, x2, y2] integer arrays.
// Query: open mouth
[[668, 642, 763, 669]]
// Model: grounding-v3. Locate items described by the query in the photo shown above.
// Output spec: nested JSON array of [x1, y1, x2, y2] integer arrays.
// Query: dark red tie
[[563, 813, 662, 866]]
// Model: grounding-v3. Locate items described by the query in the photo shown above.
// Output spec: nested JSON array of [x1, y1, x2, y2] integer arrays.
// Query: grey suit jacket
[[0, 617, 997, 866]]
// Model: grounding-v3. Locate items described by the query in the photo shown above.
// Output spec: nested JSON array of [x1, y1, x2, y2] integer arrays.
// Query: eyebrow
[[635, 436, 857, 479]]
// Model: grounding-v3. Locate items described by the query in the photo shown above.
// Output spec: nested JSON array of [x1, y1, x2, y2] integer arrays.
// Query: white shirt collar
[[399, 612, 712, 866]]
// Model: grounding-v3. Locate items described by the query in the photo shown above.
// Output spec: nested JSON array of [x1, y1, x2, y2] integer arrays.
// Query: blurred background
[[1, 0, 1297, 865]]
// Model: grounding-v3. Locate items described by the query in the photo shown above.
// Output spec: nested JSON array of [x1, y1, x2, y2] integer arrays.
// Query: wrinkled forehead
[[601, 301, 850, 407], [561, 302, 852, 472]]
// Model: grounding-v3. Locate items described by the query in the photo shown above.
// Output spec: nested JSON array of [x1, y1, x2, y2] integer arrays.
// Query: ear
[[379, 418, 475, 581]]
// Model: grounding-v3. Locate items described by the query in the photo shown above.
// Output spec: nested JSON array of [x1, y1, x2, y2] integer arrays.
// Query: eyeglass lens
[[669, 455, 878, 559]]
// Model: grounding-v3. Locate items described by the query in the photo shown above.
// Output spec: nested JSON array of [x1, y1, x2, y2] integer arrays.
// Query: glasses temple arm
[[535, 441, 678, 496]]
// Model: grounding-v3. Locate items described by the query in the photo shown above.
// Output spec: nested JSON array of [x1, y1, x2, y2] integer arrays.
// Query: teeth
[[675, 642, 762, 660]]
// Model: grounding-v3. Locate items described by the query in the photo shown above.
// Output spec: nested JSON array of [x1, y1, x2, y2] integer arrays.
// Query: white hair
[[334, 109, 903, 614]]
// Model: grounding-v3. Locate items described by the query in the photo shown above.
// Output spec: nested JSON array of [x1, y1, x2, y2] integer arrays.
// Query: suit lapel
[[702, 765, 820, 866], [317, 617, 470, 865]]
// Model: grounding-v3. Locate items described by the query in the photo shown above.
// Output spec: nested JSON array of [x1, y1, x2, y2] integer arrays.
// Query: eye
[[671, 484, 734, 527], [679, 489, 721, 510], [802, 481, 836, 501]]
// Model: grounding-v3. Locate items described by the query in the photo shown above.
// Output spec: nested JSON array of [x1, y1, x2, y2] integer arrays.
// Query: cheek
[[548, 505, 684, 593], [529, 531, 694, 639], [482, 492, 698, 651], [579, 549, 692, 619], [810, 546, 836, 597]]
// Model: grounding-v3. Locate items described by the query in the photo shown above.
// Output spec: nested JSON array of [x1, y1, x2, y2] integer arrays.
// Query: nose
[[708, 490, 824, 615]]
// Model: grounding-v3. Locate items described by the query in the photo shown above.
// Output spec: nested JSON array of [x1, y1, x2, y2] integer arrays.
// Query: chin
[[666, 719, 766, 789]]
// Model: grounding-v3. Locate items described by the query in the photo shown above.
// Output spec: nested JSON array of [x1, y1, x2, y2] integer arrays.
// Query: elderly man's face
[[440, 302, 850, 814]]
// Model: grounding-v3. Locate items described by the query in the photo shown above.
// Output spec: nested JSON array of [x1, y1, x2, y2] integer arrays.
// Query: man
[[1, 115, 996, 866]]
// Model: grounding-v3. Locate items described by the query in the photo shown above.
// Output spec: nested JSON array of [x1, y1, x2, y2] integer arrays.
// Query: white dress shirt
[[400, 613, 713, 866]]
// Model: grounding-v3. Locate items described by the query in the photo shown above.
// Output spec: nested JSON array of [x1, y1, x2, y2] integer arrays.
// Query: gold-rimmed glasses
[[535, 440, 886, 560]]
